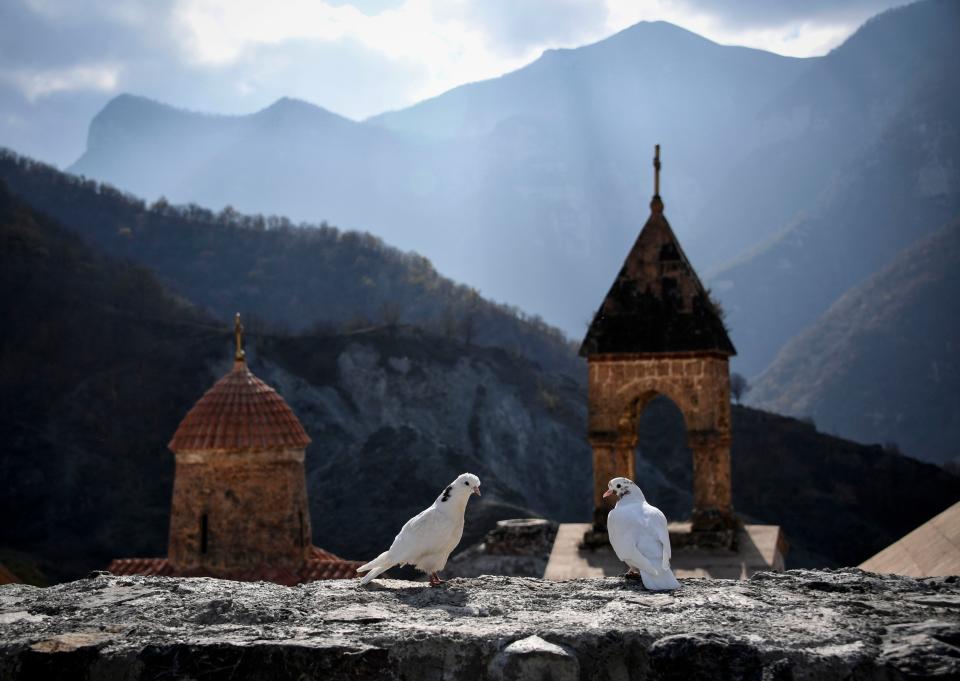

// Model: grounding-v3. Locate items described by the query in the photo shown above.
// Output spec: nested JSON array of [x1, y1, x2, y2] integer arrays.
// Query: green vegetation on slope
[[0, 149, 581, 379], [0, 179, 222, 582]]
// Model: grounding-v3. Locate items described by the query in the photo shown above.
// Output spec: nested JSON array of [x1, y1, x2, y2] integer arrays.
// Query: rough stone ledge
[[1, 569, 959, 680]]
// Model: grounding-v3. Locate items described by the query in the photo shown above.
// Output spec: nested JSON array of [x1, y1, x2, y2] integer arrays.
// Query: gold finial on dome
[[234, 312, 245, 362]]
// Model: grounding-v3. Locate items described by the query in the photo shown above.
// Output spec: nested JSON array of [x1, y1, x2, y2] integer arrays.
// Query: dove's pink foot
[[622, 570, 641, 579], [428, 572, 445, 586]]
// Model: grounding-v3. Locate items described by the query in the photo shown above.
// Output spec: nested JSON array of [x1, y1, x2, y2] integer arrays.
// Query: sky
[[0, 0, 913, 167]]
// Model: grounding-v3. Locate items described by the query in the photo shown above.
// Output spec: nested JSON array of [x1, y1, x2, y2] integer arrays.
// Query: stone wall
[[2, 569, 959, 680], [168, 448, 311, 571], [446, 519, 558, 578]]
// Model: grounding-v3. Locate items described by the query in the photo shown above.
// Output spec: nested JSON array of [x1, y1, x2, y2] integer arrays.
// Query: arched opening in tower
[[634, 395, 693, 522]]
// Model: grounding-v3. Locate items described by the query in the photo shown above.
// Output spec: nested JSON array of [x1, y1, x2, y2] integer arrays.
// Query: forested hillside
[[0, 149, 580, 378], [0, 177, 588, 581]]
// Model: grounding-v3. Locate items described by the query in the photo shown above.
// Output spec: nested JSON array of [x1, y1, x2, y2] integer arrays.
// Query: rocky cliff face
[[2, 570, 959, 680], [254, 330, 590, 561]]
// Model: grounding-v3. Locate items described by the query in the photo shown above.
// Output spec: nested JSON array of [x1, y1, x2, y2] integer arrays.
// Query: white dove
[[357, 473, 481, 586], [605, 477, 680, 591]]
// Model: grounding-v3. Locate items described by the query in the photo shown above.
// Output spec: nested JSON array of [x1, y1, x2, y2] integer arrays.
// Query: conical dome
[[580, 147, 734, 357], [168, 359, 311, 453]]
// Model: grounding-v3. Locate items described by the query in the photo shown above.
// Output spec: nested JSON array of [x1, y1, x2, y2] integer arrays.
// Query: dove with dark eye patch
[[357, 473, 481, 586]]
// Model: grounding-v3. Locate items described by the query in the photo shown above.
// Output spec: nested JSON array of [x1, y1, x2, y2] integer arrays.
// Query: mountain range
[[54, 0, 960, 464], [66, 0, 960, 382]]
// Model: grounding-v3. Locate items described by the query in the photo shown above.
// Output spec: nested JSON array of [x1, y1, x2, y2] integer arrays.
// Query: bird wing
[[608, 505, 660, 574], [388, 505, 454, 564], [645, 504, 671, 563], [607, 503, 669, 574]]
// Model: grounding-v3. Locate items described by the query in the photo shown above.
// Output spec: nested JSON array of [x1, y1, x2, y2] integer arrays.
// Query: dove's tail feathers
[[640, 567, 680, 591], [357, 550, 393, 585], [357, 550, 390, 573], [359, 564, 392, 585]]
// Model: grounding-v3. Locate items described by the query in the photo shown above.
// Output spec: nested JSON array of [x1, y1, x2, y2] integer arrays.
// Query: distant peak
[[256, 96, 350, 124], [102, 93, 169, 112], [264, 96, 313, 111]]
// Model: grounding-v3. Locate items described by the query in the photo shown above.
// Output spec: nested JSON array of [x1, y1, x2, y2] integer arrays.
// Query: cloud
[[0, 0, 917, 166], [2, 63, 120, 100], [443, 0, 610, 56], [326, 0, 406, 16], [603, 0, 913, 58], [670, 0, 911, 29], [169, 0, 547, 110]]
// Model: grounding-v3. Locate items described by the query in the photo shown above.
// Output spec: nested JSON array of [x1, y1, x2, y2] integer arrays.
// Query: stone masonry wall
[[168, 448, 311, 571], [2, 569, 959, 680], [587, 353, 733, 530]]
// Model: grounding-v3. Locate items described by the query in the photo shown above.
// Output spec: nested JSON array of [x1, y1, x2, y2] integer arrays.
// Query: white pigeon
[[605, 476, 680, 591], [357, 473, 481, 586]]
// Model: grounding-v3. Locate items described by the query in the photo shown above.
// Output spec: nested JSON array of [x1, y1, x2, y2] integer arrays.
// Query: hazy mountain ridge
[[708, 0, 960, 376], [0, 149, 581, 379], [62, 2, 960, 395], [750, 215, 960, 464], [65, 17, 817, 345], [369, 20, 810, 145]]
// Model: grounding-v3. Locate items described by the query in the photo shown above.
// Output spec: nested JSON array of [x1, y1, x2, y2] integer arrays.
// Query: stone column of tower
[[580, 146, 738, 544], [166, 314, 313, 575]]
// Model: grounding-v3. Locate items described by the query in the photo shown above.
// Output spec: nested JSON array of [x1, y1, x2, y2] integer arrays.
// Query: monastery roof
[[168, 315, 310, 453], [0, 563, 22, 585], [860, 501, 960, 578], [168, 359, 311, 453], [108, 547, 361, 584], [580, 148, 735, 357], [108, 558, 175, 577]]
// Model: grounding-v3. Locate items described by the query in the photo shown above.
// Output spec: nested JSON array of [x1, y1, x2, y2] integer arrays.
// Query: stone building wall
[[587, 352, 733, 531], [167, 448, 311, 572]]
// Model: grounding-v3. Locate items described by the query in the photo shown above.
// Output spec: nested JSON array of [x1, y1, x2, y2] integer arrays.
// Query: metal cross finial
[[234, 312, 245, 361], [654, 144, 661, 197]]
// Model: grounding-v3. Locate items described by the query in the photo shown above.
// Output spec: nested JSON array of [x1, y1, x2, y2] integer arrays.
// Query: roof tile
[[169, 360, 311, 453]]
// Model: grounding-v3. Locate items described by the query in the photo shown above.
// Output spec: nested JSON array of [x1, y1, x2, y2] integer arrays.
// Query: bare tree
[[458, 289, 481, 346], [730, 372, 750, 404]]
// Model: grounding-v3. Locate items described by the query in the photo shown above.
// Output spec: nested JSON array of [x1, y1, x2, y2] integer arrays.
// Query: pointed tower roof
[[168, 314, 311, 453], [580, 146, 735, 357]]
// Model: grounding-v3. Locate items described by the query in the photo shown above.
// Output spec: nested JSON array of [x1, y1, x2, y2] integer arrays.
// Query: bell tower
[[580, 146, 738, 546]]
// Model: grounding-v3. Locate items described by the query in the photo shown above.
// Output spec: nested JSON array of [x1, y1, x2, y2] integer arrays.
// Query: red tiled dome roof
[[107, 548, 361, 584], [301, 559, 362, 581], [108, 558, 175, 577], [169, 359, 311, 453]]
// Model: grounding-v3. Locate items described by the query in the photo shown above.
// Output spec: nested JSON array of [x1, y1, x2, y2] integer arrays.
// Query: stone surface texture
[[861, 501, 960, 578], [2, 569, 959, 680], [447, 519, 558, 578]]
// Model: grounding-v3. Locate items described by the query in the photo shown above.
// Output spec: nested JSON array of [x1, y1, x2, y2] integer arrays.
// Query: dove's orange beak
[[472, 486, 481, 496], [602, 489, 615, 498]]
